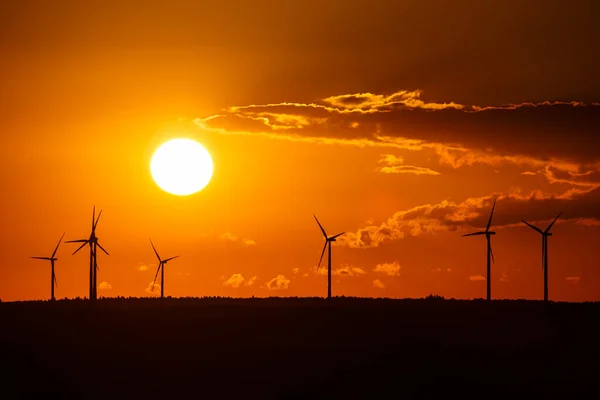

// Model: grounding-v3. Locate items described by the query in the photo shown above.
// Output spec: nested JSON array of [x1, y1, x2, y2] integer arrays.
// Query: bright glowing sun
[[151, 138, 214, 196]]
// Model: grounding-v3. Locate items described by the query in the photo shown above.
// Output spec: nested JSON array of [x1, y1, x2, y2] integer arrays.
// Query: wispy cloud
[[373, 279, 385, 289], [566, 276, 581, 283], [220, 233, 257, 246], [98, 281, 112, 291], [431, 267, 452, 273], [376, 153, 440, 175], [333, 265, 367, 277], [378, 165, 441, 175]]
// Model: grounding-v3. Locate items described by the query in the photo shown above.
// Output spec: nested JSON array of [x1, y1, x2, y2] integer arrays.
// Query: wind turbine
[[66, 206, 109, 301], [150, 239, 180, 299], [521, 212, 562, 302], [314, 214, 344, 300], [462, 199, 497, 301], [31, 232, 65, 301]]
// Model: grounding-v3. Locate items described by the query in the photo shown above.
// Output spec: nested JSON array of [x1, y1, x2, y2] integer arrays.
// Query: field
[[1, 297, 598, 398]]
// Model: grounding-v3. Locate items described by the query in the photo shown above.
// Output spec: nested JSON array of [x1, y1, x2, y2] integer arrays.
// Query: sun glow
[[150, 138, 214, 196]]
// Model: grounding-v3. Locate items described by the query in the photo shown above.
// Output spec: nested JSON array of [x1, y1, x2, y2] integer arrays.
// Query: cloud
[[521, 171, 538, 176], [98, 281, 112, 291], [378, 165, 441, 175], [138, 264, 149, 272], [376, 153, 440, 175], [333, 265, 366, 277], [373, 262, 401, 277], [292, 267, 300, 275], [220, 233, 257, 246], [469, 275, 486, 281], [431, 267, 452, 273], [223, 273, 245, 289], [337, 188, 600, 249], [245, 276, 258, 287], [220, 233, 238, 242], [264, 275, 290, 291], [197, 90, 600, 162], [145, 281, 160, 295], [196, 89, 600, 195], [223, 274, 258, 288], [565, 276, 581, 283], [373, 279, 385, 289]]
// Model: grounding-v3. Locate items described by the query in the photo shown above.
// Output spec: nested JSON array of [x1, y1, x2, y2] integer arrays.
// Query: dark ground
[[1, 297, 598, 399]]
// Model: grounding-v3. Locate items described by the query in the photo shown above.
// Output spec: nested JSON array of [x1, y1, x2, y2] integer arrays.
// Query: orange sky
[[1, 0, 599, 302]]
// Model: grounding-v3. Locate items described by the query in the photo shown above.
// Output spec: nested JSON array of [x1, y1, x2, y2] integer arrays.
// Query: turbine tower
[[150, 239, 179, 299], [314, 214, 344, 300], [521, 212, 562, 302], [31, 232, 65, 301], [66, 206, 109, 301], [462, 199, 497, 301]]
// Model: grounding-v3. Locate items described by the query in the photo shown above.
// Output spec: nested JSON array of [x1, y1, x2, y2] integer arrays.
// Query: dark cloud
[[198, 91, 600, 172]]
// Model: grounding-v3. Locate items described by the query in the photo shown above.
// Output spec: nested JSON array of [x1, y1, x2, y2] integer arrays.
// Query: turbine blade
[[65, 239, 88, 243], [462, 231, 486, 237], [521, 220, 543, 234], [317, 241, 327, 271], [490, 243, 495, 264], [96, 243, 110, 256], [164, 256, 179, 262], [72, 241, 89, 255], [330, 232, 344, 240], [51, 232, 66, 258], [53, 272, 58, 289], [150, 239, 161, 262], [93, 210, 103, 231], [91, 206, 96, 231], [152, 263, 162, 291], [544, 212, 563, 233], [486, 198, 497, 232], [31, 257, 51, 260], [313, 214, 328, 239]]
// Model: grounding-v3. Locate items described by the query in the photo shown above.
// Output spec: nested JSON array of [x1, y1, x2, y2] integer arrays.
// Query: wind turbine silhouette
[[150, 239, 179, 299], [31, 232, 65, 301], [66, 206, 109, 301], [462, 199, 497, 301], [314, 214, 344, 300], [521, 212, 562, 302]]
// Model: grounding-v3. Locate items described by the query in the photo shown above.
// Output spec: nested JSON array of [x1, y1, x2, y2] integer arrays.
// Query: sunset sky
[[1, 0, 599, 302]]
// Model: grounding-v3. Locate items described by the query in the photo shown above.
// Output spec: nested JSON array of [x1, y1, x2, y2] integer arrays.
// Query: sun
[[150, 138, 214, 196]]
